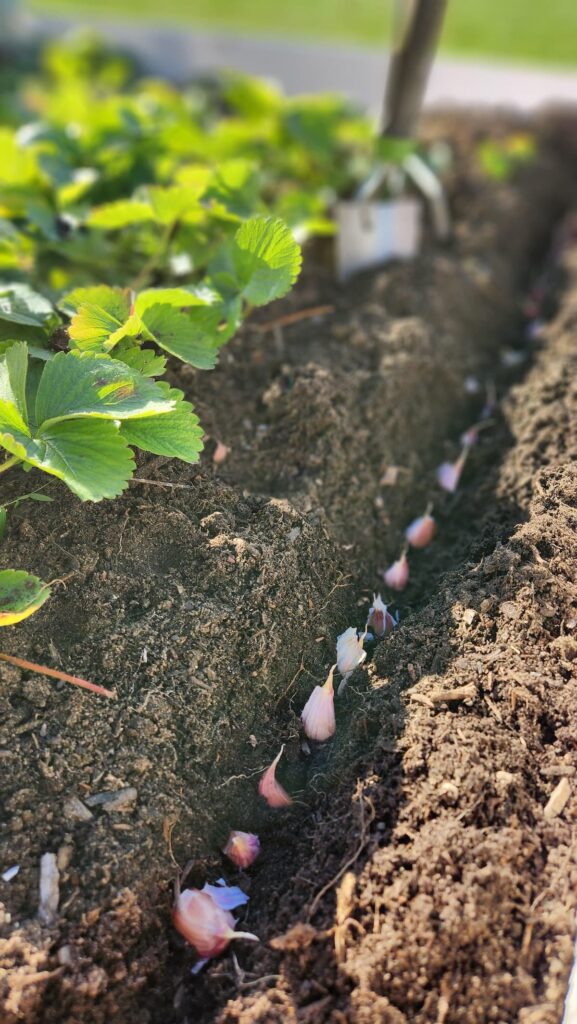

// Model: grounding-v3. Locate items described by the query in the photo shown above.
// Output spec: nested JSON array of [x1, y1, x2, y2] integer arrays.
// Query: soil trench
[[1, 113, 577, 1024], [195, 225, 577, 1024]]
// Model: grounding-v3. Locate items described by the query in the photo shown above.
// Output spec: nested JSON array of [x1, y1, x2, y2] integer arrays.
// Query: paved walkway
[[24, 14, 577, 114]]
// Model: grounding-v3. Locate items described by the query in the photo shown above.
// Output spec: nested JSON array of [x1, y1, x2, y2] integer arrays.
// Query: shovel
[[336, 0, 450, 280]]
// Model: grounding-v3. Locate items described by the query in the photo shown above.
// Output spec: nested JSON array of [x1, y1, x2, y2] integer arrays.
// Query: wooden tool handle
[[382, 0, 448, 138]]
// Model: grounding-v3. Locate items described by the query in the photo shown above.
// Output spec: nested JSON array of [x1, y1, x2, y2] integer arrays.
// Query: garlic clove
[[301, 665, 336, 742], [460, 427, 479, 448], [405, 513, 436, 549], [336, 627, 367, 677], [436, 450, 467, 493], [258, 746, 293, 807], [173, 888, 258, 959], [367, 594, 396, 637], [223, 832, 261, 870], [383, 552, 409, 591]]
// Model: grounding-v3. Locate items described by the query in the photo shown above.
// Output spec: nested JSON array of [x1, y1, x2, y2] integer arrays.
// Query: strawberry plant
[[0, 213, 301, 498], [0, 35, 380, 292], [0, 34, 420, 503]]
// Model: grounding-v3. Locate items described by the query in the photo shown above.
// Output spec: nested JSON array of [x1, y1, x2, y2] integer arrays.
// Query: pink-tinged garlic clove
[[460, 427, 479, 449], [172, 889, 257, 959], [367, 594, 396, 637], [383, 552, 409, 591], [213, 441, 231, 465], [223, 832, 261, 870], [405, 513, 436, 549], [336, 627, 367, 678], [301, 666, 336, 742], [436, 450, 467, 494], [258, 746, 293, 808]]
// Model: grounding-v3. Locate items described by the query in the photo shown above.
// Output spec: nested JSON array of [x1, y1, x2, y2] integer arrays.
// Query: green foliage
[[0, 342, 203, 499], [0, 41, 331, 501], [230, 217, 302, 306], [0, 35, 449, 505], [477, 134, 536, 182], [0, 569, 51, 626], [0, 284, 56, 329]]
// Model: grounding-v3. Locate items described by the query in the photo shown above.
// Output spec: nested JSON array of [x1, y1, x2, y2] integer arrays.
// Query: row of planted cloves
[[172, 380, 497, 972], [171, 222, 560, 974]]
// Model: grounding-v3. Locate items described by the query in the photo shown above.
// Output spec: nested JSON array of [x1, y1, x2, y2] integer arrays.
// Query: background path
[[23, 15, 577, 113]]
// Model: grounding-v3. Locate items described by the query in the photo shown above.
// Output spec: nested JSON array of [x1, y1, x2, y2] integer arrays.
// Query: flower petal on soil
[[202, 879, 249, 911]]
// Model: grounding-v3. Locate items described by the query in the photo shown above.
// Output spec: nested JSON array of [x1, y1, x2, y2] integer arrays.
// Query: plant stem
[[130, 218, 179, 292], [0, 652, 116, 699], [0, 455, 20, 475], [3, 485, 51, 510]]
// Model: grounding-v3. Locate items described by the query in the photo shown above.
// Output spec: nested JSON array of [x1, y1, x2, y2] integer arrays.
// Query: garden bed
[[1, 110, 577, 1024]]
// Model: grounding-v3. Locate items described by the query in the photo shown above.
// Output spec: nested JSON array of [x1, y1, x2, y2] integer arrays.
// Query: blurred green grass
[[31, 0, 577, 67]]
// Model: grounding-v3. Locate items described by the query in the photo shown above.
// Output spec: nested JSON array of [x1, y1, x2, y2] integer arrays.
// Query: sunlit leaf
[[120, 383, 204, 462], [35, 351, 175, 426], [135, 286, 215, 316], [67, 288, 132, 351], [231, 216, 302, 306], [87, 199, 153, 229], [0, 416, 135, 501], [139, 303, 222, 369]]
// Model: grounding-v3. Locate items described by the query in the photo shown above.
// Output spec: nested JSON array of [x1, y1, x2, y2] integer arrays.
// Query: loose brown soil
[[1, 111, 577, 1024]]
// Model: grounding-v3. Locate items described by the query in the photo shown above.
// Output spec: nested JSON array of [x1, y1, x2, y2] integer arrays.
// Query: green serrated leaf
[[35, 351, 175, 427], [38, 420, 135, 501], [0, 569, 50, 625], [140, 303, 222, 369], [0, 283, 55, 328], [68, 289, 132, 351], [232, 216, 302, 306], [0, 418, 135, 501], [87, 199, 153, 230], [146, 184, 201, 225], [173, 164, 214, 197], [0, 341, 28, 423], [60, 285, 129, 316], [120, 384, 203, 462], [135, 286, 214, 316]]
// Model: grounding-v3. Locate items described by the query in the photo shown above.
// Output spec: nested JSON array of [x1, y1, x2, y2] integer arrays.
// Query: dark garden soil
[[1, 111, 577, 1024]]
